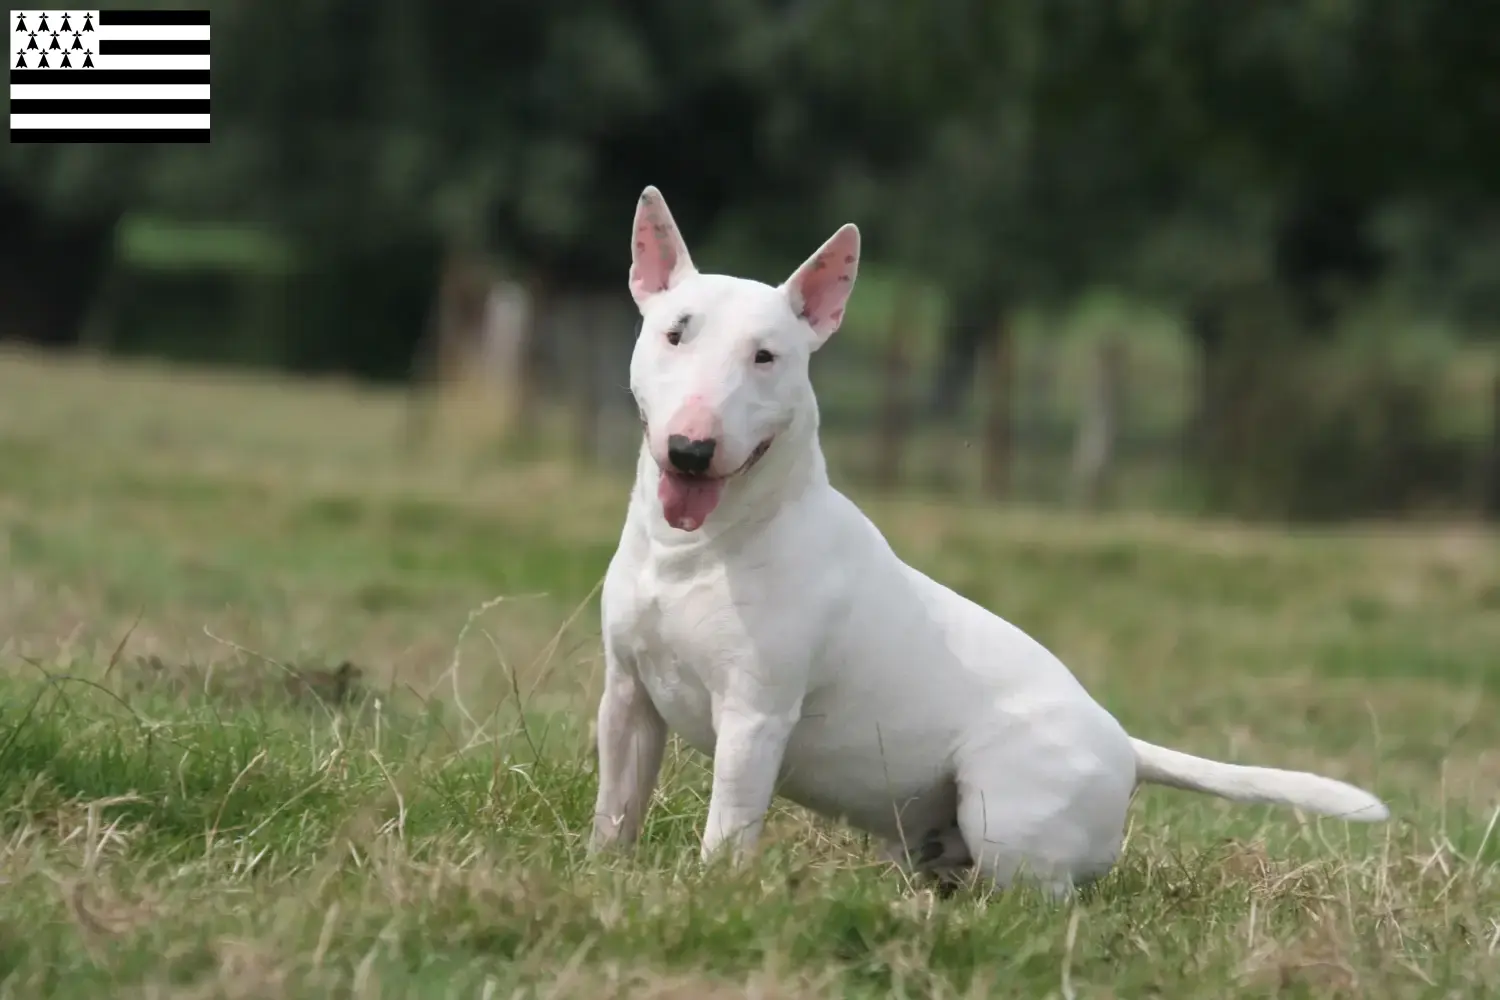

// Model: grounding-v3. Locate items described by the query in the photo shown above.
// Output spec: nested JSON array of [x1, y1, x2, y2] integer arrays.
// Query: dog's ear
[[781, 224, 860, 348], [629, 186, 697, 312]]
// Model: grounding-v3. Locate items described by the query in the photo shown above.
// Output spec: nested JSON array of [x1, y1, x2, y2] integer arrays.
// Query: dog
[[589, 186, 1389, 897]]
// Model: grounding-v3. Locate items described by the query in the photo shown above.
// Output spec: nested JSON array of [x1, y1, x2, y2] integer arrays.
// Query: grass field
[[0, 346, 1497, 998]]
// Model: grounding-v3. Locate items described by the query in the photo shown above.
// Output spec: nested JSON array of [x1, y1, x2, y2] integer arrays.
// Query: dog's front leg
[[589, 646, 667, 854], [701, 701, 800, 864]]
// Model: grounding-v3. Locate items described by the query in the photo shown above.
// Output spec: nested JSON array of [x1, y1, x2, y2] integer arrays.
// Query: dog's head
[[627, 186, 860, 533]]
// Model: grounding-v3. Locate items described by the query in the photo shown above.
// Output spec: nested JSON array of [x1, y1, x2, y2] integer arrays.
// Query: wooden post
[[573, 296, 603, 463], [77, 259, 125, 356], [874, 287, 917, 490], [980, 312, 1014, 500], [1070, 334, 1126, 509], [1485, 367, 1500, 520], [478, 279, 529, 444], [426, 251, 522, 456], [515, 271, 550, 448], [402, 250, 465, 454]]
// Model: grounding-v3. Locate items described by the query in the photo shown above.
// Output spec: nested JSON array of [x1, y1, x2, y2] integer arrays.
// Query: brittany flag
[[10, 9, 210, 142]]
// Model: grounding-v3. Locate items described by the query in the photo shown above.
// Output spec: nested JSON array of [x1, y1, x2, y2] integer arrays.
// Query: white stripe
[[12, 24, 215, 44], [10, 112, 210, 130], [93, 25, 211, 43], [10, 17, 209, 44], [91, 54, 211, 72], [10, 84, 210, 101], [11, 55, 211, 73]]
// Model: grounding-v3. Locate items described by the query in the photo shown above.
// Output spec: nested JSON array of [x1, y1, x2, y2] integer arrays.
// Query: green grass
[[0, 346, 1497, 998]]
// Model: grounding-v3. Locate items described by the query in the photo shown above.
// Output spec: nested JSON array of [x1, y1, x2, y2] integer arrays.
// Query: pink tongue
[[659, 472, 725, 532]]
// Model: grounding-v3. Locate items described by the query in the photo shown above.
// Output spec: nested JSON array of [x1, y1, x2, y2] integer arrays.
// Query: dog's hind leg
[[589, 641, 668, 853], [884, 825, 973, 896], [953, 749, 1130, 900]]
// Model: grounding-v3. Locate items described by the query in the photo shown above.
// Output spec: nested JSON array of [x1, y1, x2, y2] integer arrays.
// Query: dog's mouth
[[658, 437, 773, 532]]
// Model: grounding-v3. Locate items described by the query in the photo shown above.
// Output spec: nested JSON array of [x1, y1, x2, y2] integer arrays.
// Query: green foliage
[[1203, 350, 1479, 521], [1190, 288, 1483, 520], [1, 1, 1491, 291], [3, 0, 1499, 522], [3, 0, 1496, 318]]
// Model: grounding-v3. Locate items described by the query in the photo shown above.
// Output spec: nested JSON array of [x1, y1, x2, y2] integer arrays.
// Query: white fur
[[590, 186, 1389, 896]]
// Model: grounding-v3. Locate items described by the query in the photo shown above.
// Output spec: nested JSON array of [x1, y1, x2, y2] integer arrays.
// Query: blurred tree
[[2, 0, 839, 373], [827, 0, 1500, 417], [1, 0, 1495, 484], [1110, 0, 1500, 515], [0, 184, 119, 348]]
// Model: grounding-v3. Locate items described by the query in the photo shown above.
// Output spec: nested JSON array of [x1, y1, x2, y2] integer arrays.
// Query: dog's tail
[[1131, 739, 1389, 822]]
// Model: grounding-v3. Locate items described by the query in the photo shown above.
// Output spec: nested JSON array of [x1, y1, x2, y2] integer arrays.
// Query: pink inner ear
[[787, 227, 859, 340], [629, 191, 691, 308]]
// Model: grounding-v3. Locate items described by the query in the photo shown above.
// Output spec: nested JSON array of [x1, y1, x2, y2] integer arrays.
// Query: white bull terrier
[[589, 186, 1389, 896]]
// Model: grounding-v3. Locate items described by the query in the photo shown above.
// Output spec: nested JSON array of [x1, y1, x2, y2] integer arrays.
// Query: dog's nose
[[667, 435, 716, 475]]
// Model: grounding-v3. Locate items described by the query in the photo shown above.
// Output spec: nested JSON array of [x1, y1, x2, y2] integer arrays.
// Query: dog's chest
[[609, 564, 757, 754]]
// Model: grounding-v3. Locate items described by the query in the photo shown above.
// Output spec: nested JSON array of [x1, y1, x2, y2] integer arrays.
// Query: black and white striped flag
[[10, 9, 210, 142]]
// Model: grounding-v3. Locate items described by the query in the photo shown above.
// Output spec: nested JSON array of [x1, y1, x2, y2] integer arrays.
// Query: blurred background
[[2, 6, 1499, 989], [4, 0, 1500, 523]]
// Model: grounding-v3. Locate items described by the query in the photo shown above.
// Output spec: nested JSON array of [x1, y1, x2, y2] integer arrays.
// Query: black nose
[[667, 435, 716, 475]]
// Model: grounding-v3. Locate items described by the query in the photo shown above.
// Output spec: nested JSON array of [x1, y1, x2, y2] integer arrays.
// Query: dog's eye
[[665, 313, 691, 346], [754, 349, 775, 365]]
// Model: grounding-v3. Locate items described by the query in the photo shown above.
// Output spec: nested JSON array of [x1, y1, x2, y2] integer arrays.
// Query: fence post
[[514, 271, 551, 449], [1070, 334, 1126, 509], [874, 287, 917, 490], [572, 296, 603, 463], [1485, 367, 1500, 519], [981, 312, 1014, 500], [403, 249, 488, 454]]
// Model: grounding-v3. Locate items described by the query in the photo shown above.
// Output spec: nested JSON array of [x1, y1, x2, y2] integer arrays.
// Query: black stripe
[[10, 99, 210, 114], [99, 40, 211, 55], [9, 128, 211, 143], [10, 70, 211, 85], [99, 11, 211, 26]]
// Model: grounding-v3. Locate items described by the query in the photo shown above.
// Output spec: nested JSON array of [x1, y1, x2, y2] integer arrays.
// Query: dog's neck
[[629, 411, 828, 554]]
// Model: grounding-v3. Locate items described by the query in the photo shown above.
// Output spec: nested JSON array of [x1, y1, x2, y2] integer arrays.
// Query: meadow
[[0, 346, 1496, 998]]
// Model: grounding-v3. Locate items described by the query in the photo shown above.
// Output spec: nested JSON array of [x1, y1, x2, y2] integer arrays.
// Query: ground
[[0, 347, 1496, 998]]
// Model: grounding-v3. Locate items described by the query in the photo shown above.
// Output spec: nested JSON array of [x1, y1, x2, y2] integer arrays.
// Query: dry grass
[[0, 347, 1496, 997]]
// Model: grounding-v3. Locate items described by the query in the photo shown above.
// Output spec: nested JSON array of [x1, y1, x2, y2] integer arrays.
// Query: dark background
[[4, 0, 1499, 521]]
